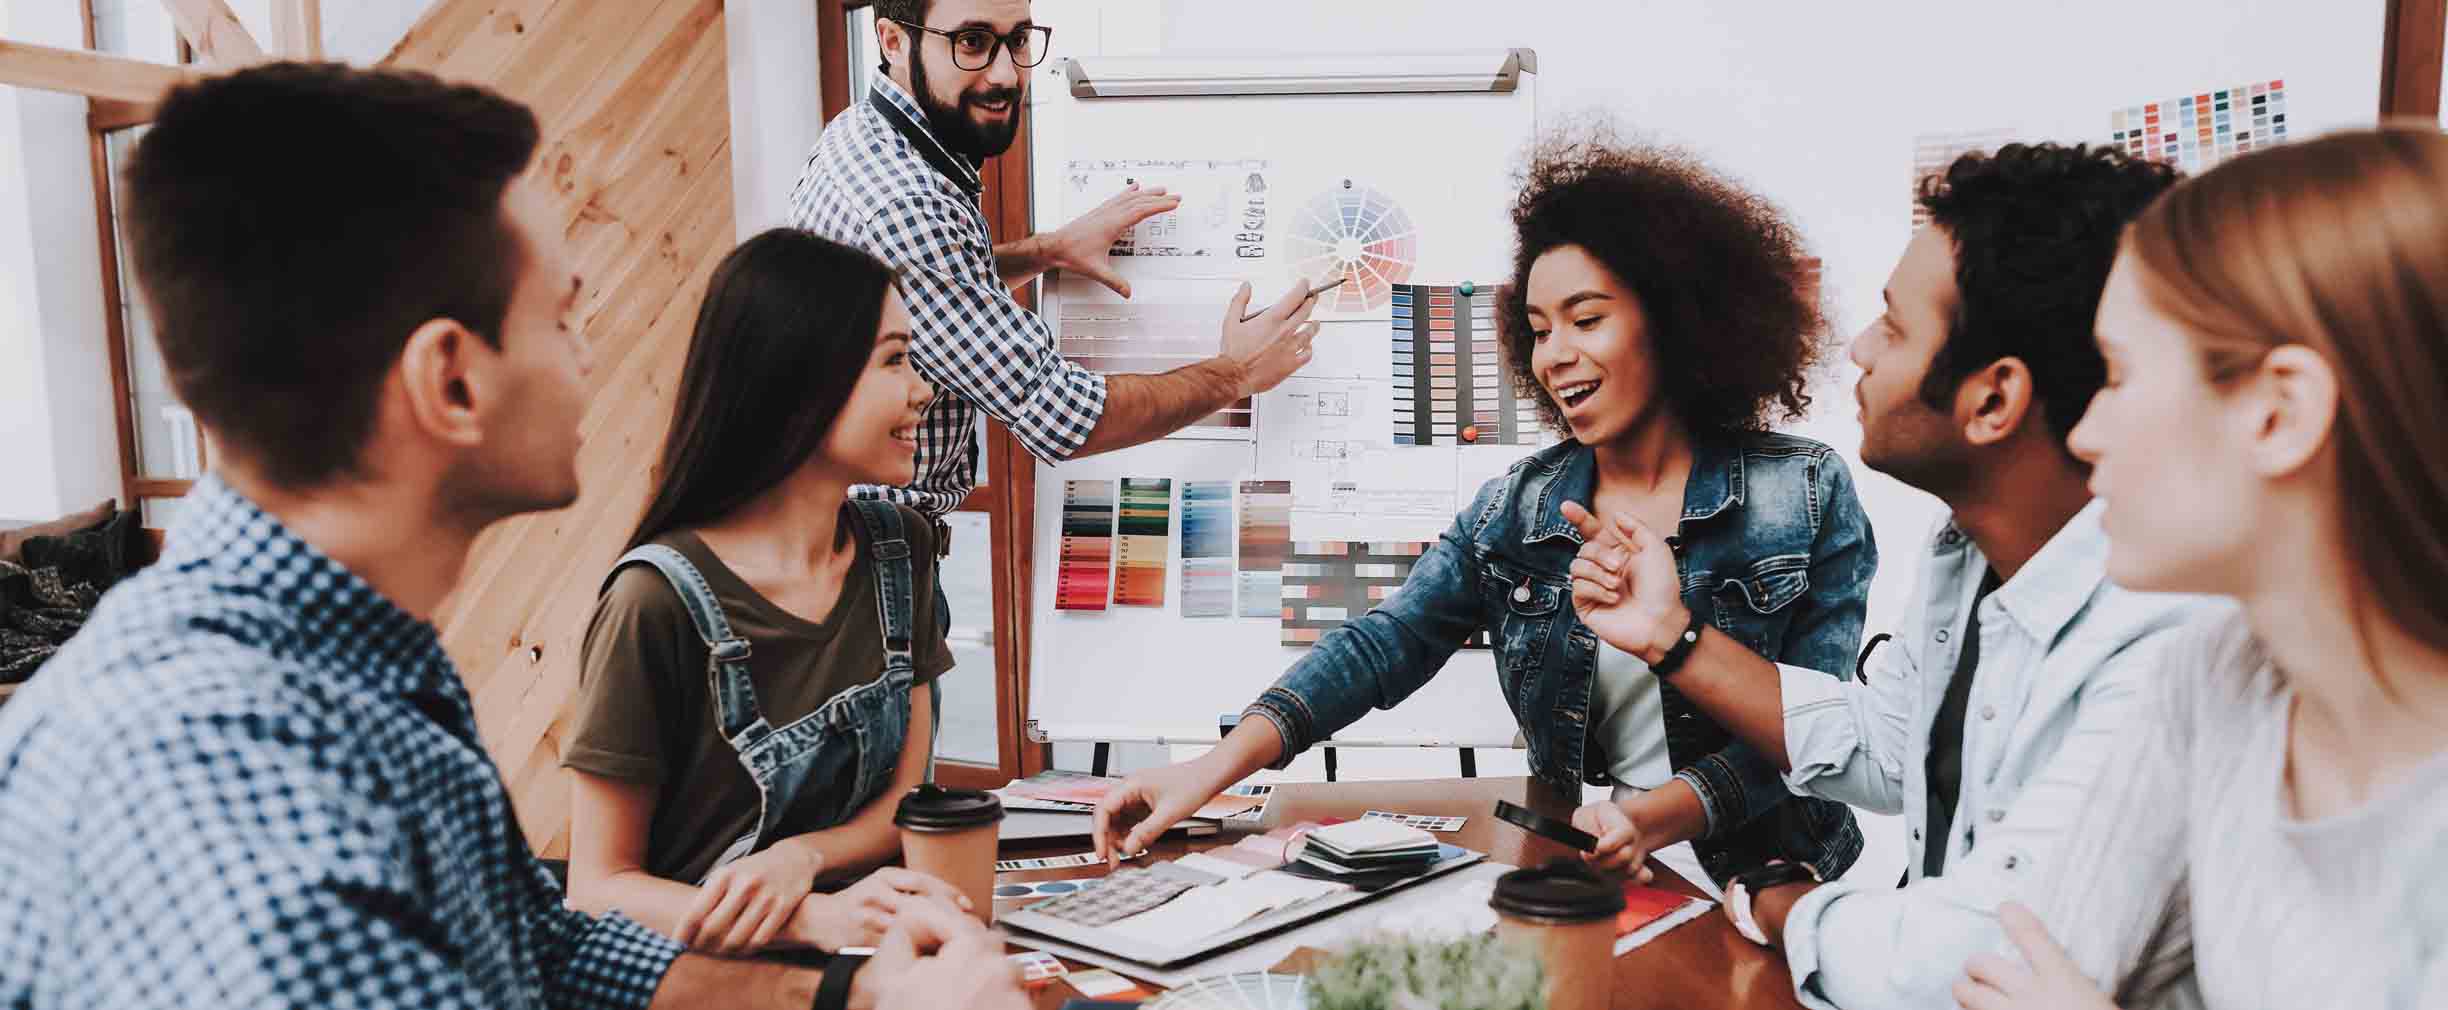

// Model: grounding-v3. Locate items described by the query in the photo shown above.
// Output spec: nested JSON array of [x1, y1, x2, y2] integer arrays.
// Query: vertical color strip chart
[[1392, 282, 1538, 445], [1057, 480, 1115, 611], [1280, 541, 1427, 645], [1179, 481, 1236, 618], [1113, 478, 1172, 607], [1235, 480, 1293, 618], [2110, 80, 2286, 176]]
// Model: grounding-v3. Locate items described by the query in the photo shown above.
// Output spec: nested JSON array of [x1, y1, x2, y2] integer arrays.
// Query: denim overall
[[607, 500, 916, 881]]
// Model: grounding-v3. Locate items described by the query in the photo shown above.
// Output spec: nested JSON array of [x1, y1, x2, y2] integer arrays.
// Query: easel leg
[[1459, 747, 1478, 778]]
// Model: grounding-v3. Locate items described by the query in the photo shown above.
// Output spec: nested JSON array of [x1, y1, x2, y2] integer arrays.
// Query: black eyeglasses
[[889, 19, 1053, 72]]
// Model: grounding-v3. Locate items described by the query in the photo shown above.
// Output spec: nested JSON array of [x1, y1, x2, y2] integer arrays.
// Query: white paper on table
[[1173, 851, 1267, 880], [1103, 871, 1348, 950]]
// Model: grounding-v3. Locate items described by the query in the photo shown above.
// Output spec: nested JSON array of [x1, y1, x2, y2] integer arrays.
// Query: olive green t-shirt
[[564, 507, 952, 884]]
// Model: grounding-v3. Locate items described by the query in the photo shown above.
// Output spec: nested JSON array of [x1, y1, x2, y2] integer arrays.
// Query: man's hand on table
[[849, 900, 1028, 1010], [1092, 757, 1230, 868], [1738, 881, 1820, 949]]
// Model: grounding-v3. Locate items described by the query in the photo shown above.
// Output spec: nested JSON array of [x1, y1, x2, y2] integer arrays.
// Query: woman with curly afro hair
[[1092, 126, 1875, 898]]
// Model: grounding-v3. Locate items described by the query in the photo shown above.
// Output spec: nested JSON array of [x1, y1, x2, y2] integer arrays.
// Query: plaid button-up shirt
[[788, 77, 1107, 516], [0, 477, 682, 1009]]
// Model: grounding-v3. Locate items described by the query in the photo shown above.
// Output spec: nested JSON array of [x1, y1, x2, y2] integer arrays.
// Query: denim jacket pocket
[[1481, 561, 1562, 672], [1709, 553, 1811, 651]]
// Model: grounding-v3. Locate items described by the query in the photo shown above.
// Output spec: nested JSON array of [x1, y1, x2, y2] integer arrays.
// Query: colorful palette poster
[[1910, 129, 2018, 228], [1391, 282, 1538, 446], [1287, 178, 1418, 318], [1113, 478, 1172, 607], [2111, 80, 2287, 176], [1055, 278, 1253, 436], [1280, 541, 1426, 645], [1056, 480, 1115, 611], [1235, 480, 1293, 618], [1179, 481, 1235, 618]]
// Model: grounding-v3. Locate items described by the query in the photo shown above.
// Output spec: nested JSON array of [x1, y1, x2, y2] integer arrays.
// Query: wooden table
[[994, 776, 1807, 1010]]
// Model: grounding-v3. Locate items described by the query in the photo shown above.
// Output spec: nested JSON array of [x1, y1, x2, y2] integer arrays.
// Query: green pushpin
[[1459, 281, 1477, 297]]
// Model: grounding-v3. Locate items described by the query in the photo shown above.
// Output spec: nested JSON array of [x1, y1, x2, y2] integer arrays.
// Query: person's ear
[[1956, 356, 2036, 449], [878, 16, 910, 73], [393, 318, 492, 451], [2242, 344, 2338, 478]]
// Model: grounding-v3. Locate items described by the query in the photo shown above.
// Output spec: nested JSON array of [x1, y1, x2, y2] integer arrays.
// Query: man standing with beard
[[789, 0, 1320, 532]]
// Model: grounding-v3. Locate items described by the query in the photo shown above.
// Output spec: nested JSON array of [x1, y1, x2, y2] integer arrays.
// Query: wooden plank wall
[[384, 0, 734, 858]]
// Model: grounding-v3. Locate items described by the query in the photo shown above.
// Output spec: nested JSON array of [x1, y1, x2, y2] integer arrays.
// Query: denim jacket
[[1244, 433, 1874, 882]]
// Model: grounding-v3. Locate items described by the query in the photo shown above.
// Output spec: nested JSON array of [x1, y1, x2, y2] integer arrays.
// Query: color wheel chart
[[1391, 282, 1537, 446], [2111, 80, 2286, 176], [1113, 478, 1172, 607], [1235, 480, 1293, 619], [1179, 481, 1235, 618], [1289, 179, 1417, 314], [1056, 480, 1115, 611], [1279, 541, 1424, 646]]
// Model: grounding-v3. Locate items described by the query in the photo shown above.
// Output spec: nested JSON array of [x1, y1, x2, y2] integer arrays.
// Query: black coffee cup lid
[[894, 784, 1005, 832], [1489, 860, 1625, 922]]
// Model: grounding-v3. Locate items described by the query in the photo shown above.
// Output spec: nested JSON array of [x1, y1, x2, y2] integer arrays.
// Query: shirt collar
[[166, 475, 455, 701], [868, 76, 984, 196], [1951, 499, 2113, 644], [1522, 435, 1748, 545]]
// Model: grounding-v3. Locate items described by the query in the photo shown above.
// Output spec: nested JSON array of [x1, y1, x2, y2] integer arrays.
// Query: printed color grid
[[1235, 480, 1293, 618], [1392, 283, 1537, 445], [1056, 480, 1115, 611], [1180, 481, 1235, 618], [1280, 540, 1427, 645], [2111, 80, 2286, 175], [1114, 478, 1171, 607]]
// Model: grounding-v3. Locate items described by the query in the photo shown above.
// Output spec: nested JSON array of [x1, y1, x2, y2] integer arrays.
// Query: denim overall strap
[[847, 499, 916, 670], [605, 544, 767, 742]]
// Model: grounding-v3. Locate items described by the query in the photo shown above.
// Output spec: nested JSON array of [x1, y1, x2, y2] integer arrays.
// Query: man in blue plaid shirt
[[0, 64, 1021, 1010], [790, 0, 1322, 520]]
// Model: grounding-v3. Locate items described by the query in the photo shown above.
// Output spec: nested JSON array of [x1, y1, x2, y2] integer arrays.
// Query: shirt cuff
[[1011, 368, 1108, 463], [1778, 661, 1856, 791], [548, 911, 686, 1010], [1776, 880, 1852, 1010]]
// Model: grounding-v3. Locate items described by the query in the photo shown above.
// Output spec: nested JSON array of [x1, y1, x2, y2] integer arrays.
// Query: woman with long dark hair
[[562, 229, 966, 955]]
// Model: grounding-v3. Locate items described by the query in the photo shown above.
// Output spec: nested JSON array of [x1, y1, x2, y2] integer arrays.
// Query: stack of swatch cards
[[1290, 819, 1443, 887]]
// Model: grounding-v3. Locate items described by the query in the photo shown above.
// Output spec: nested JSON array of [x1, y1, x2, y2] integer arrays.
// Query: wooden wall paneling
[[388, 0, 566, 82]]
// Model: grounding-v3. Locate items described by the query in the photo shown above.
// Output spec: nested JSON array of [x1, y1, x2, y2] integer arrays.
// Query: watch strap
[[815, 953, 869, 1010], [1649, 610, 1708, 678]]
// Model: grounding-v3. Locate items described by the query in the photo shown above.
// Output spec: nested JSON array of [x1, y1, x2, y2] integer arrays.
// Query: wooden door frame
[[2381, 0, 2447, 118], [822, 1, 1048, 788]]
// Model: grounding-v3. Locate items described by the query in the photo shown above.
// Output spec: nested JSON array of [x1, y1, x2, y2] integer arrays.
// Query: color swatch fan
[[1147, 971, 1310, 1010], [1289, 179, 1416, 314]]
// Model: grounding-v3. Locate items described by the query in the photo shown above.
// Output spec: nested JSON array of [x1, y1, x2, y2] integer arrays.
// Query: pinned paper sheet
[[1391, 282, 1538, 446], [1179, 480, 1236, 617], [1114, 478, 1172, 607], [1235, 480, 1293, 618], [1057, 480, 1115, 611], [1281, 541, 1430, 646]]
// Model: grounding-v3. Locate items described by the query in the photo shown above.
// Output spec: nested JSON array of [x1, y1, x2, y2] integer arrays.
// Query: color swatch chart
[[1235, 480, 1293, 619], [1910, 129, 2017, 229], [1113, 479, 1172, 607], [1179, 481, 1235, 618], [1056, 480, 1115, 611], [2111, 80, 2286, 176], [1279, 540, 1428, 645], [1392, 282, 1538, 446], [1288, 179, 1417, 314], [1057, 290, 1253, 433]]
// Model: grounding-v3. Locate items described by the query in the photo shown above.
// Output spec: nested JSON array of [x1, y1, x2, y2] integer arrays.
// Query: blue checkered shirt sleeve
[[80, 690, 679, 1010], [869, 190, 1108, 463]]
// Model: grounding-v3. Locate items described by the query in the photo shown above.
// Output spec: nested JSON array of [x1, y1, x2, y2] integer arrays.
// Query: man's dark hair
[[122, 62, 539, 489], [1502, 127, 1828, 436], [873, 0, 927, 73], [1913, 143, 2179, 448]]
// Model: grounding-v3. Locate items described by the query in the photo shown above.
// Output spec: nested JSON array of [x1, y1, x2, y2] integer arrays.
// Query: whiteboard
[[1024, 51, 1540, 747]]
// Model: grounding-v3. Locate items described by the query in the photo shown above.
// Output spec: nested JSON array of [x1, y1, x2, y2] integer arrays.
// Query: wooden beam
[[269, 0, 323, 60], [159, 0, 264, 65], [0, 40, 202, 104], [2381, 0, 2447, 119], [89, 97, 155, 131]]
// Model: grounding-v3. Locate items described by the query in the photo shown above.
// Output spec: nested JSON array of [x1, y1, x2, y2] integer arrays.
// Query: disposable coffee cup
[[895, 785, 1005, 922], [1489, 861, 1625, 1010]]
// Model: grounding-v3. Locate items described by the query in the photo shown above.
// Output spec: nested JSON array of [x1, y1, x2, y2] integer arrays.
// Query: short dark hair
[[1502, 128, 1828, 436], [628, 230, 903, 550], [872, 0, 928, 72], [1913, 143, 2179, 447], [122, 62, 539, 489]]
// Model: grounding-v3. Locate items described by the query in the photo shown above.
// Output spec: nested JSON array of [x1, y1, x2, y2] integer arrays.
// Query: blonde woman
[[1953, 126, 2448, 1008]]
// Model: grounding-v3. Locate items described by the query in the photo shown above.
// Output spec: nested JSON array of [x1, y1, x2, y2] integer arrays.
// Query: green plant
[[1305, 932, 1546, 1010]]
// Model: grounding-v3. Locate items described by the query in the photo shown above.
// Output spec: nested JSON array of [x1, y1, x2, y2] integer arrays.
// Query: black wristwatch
[[1727, 861, 1821, 946], [814, 952, 869, 1010], [1649, 610, 1708, 678]]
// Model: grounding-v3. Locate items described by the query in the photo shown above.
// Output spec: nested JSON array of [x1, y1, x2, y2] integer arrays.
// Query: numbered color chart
[[1280, 540, 1428, 645], [1235, 480, 1293, 618], [1057, 480, 1116, 611], [1114, 478, 1172, 607], [1180, 480, 1236, 618]]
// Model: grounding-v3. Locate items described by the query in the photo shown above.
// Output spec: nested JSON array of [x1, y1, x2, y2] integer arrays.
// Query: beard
[[908, 43, 1022, 161]]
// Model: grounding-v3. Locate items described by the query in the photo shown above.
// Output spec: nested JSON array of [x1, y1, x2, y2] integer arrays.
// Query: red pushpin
[[1460, 425, 1481, 443]]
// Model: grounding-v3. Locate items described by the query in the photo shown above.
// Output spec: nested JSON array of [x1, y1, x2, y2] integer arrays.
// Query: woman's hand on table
[[1953, 903, 2121, 1010], [1571, 799, 1655, 883], [674, 842, 825, 953], [1093, 759, 1225, 868], [790, 867, 972, 952]]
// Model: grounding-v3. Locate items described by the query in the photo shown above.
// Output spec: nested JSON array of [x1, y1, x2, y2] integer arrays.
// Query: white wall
[[726, 0, 829, 239]]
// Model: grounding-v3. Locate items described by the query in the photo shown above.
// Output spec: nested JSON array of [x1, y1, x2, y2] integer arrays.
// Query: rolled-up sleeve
[[870, 192, 1107, 463]]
